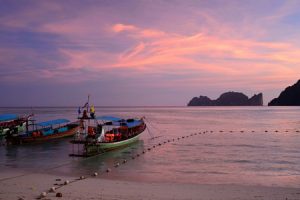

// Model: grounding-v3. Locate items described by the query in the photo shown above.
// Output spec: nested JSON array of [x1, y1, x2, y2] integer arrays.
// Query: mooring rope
[[35, 130, 207, 199], [143, 117, 164, 137], [2, 128, 300, 199]]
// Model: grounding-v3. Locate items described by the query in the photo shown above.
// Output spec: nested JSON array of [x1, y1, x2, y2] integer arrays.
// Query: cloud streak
[[0, 0, 300, 105]]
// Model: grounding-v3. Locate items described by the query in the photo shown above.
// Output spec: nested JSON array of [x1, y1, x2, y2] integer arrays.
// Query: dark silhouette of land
[[187, 92, 263, 106], [268, 80, 300, 106]]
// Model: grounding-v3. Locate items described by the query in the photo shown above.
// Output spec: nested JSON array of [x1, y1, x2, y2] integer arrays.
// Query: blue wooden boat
[[0, 114, 31, 137], [8, 118, 79, 144]]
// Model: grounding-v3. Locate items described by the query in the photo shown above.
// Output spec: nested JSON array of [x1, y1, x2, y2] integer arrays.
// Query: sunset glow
[[0, 0, 299, 106]]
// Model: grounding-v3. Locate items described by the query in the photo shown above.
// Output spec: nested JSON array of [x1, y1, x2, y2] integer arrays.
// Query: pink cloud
[[44, 21, 299, 88], [111, 24, 299, 76], [2, 2, 299, 92], [112, 23, 137, 33], [112, 23, 166, 38]]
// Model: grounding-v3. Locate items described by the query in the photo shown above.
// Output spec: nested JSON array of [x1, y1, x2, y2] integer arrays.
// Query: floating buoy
[[142, 151, 146, 154], [115, 163, 120, 167], [265, 130, 268, 133], [40, 192, 47, 198], [153, 145, 156, 148], [275, 130, 278, 132], [229, 131, 233, 133], [296, 130, 299, 133], [240, 131, 244, 133], [93, 172, 98, 176], [80, 175, 85, 179], [64, 180, 69, 185], [285, 130, 289, 132], [219, 130, 223, 133], [137, 154, 140, 157], [49, 187, 56, 192], [106, 168, 111, 173], [56, 192, 63, 197], [147, 148, 151, 151], [123, 159, 127, 163]]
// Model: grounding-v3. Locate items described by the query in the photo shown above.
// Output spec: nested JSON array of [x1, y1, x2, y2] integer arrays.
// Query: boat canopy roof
[[96, 116, 123, 122], [0, 114, 18, 122], [37, 119, 70, 127], [106, 119, 142, 128], [126, 120, 142, 128], [96, 116, 143, 128]]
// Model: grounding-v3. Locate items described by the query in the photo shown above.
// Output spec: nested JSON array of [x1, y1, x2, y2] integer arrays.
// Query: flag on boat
[[90, 105, 95, 118], [90, 105, 95, 113]]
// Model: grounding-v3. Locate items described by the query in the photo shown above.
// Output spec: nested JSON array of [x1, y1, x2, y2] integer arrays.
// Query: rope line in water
[[0, 146, 109, 183], [2, 128, 300, 198], [0, 120, 164, 183], [36, 130, 206, 199]]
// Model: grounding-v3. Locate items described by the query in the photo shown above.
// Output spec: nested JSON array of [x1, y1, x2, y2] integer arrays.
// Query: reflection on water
[[60, 141, 144, 177], [1, 106, 300, 187]]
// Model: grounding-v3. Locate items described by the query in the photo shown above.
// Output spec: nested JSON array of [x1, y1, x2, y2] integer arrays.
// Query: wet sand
[[1, 169, 300, 200]]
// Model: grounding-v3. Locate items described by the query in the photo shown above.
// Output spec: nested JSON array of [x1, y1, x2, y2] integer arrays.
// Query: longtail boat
[[7, 118, 79, 144], [70, 99, 146, 157], [0, 114, 32, 137], [70, 116, 146, 157]]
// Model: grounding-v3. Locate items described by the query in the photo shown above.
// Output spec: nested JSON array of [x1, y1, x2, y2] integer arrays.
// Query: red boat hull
[[14, 126, 79, 144]]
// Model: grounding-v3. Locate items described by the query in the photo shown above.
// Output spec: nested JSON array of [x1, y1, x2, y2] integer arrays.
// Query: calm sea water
[[0, 106, 300, 188]]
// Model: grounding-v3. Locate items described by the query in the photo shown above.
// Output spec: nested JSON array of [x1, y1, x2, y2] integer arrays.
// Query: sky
[[0, 0, 299, 106]]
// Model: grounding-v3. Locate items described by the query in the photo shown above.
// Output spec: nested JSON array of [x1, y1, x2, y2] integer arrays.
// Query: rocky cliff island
[[268, 80, 300, 106], [187, 92, 263, 106]]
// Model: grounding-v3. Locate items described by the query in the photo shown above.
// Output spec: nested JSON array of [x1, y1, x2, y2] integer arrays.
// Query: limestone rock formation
[[268, 80, 300, 106], [187, 92, 263, 106]]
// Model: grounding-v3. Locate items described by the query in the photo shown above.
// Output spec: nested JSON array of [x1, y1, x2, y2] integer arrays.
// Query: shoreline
[[1, 169, 300, 200]]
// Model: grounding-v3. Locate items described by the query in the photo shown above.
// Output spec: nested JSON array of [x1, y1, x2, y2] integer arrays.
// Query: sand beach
[[1, 168, 300, 200]]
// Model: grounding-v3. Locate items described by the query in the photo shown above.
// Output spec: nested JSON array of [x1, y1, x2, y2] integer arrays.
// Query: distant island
[[268, 80, 300, 106], [187, 92, 263, 106]]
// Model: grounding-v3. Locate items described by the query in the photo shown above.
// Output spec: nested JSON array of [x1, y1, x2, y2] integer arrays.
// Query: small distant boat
[[8, 118, 79, 144], [70, 98, 146, 157], [0, 114, 32, 137]]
